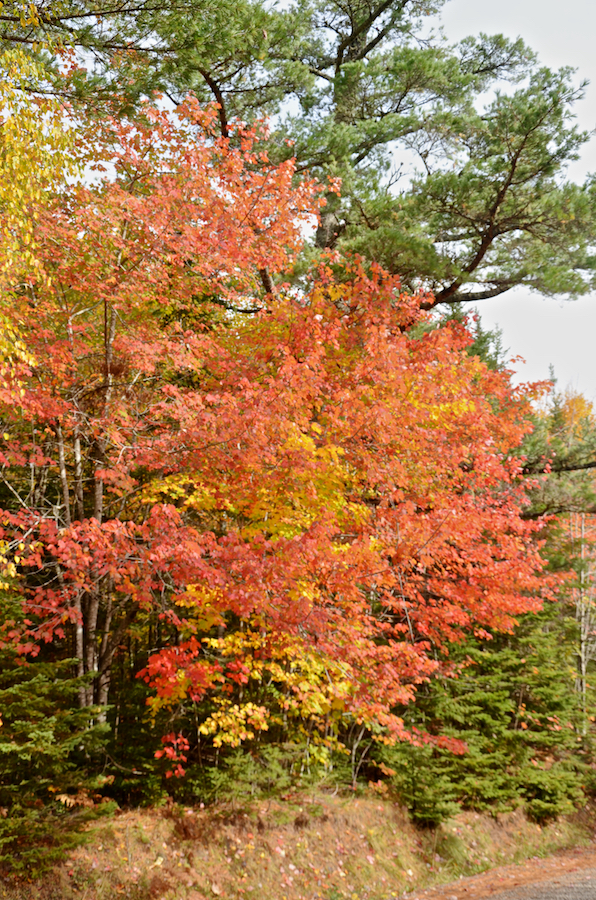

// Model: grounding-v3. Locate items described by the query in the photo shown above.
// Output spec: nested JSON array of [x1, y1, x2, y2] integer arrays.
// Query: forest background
[[3, 0, 596, 875]]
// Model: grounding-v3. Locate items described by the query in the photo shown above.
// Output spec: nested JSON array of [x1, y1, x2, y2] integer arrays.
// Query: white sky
[[437, 0, 596, 398]]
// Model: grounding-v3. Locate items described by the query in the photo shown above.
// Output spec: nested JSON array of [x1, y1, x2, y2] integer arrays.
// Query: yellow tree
[[0, 48, 73, 271]]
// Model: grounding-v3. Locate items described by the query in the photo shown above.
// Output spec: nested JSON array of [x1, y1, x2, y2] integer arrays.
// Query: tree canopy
[[5, 0, 596, 307], [0, 99, 550, 746]]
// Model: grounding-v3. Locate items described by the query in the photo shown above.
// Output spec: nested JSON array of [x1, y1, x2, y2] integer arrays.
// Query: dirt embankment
[[3, 793, 595, 900]]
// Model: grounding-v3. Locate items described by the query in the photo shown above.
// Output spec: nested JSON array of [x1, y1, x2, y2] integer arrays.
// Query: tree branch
[[197, 67, 229, 138]]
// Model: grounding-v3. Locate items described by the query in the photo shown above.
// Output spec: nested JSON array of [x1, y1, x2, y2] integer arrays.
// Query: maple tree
[[140, 267, 554, 766], [0, 97, 318, 712], [0, 96, 554, 771]]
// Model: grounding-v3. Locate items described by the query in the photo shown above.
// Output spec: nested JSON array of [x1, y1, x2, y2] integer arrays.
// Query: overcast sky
[[435, 0, 596, 398]]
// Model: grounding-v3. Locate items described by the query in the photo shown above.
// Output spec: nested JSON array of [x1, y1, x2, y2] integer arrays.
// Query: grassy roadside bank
[[2, 792, 593, 900]]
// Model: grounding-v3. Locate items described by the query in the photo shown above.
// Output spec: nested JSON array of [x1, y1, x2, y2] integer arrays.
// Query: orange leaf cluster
[[0, 100, 551, 745]]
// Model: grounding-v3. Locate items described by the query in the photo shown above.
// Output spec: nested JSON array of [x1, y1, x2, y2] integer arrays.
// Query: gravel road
[[405, 847, 596, 900], [479, 866, 596, 899]]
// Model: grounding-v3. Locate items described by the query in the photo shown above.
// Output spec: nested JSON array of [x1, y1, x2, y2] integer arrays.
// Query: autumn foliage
[[0, 98, 551, 766]]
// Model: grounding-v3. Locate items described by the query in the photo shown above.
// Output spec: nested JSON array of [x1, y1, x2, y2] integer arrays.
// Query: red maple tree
[[0, 99, 552, 755]]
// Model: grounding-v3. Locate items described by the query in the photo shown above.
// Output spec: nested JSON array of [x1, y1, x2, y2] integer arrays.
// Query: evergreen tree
[[0, 652, 114, 872], [376, 603, 585, 825]]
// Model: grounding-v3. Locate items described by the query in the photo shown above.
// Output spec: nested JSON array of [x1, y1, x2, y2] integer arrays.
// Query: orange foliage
[[0, 99, 552, 748]]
